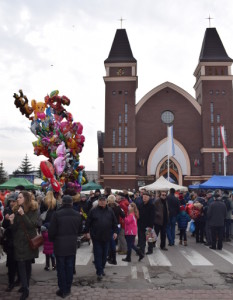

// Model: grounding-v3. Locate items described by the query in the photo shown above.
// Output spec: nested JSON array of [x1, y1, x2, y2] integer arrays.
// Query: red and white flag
[[220, 125, 229, 157]]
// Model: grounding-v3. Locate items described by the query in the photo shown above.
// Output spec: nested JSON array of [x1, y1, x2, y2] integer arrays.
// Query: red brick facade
[[98, 28, 233, 190]]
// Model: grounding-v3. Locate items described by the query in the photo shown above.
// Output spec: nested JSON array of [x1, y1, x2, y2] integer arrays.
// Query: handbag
[[40, 210, 48, 221], [20, 219, 44, 250]]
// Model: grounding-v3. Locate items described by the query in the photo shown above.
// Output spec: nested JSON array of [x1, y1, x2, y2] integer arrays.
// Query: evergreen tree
[[0, 161, 8, 184], [36, 165, 42, 178], [18, 154, 33, 174]]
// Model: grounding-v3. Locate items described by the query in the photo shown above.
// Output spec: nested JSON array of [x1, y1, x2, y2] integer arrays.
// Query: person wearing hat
[[203, 190, 214, 246], [154, 191, 169, 251], [48, 195, 81, 298], [207, 190, 227, 250], [84, 195, 118, 281], [2, 193, 20, 292], [137, 191, 155, 255]]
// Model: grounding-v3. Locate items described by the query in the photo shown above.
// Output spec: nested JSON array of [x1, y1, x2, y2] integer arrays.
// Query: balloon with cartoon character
[[13, 89, 86, 193]]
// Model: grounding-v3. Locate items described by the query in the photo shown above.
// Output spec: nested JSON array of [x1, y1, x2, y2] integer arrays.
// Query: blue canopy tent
[[189, 175, 233, 190]]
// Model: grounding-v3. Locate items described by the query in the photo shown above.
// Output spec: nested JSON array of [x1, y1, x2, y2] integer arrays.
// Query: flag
[[220, 125, 229, 157], [167, 125, 175, 157]]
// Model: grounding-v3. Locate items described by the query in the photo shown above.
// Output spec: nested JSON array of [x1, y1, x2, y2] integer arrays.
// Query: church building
[[97, 27, 233, 189]]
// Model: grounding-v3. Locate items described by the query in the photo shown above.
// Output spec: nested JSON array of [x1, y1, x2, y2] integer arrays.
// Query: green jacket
[[11, 209, 39, 261]]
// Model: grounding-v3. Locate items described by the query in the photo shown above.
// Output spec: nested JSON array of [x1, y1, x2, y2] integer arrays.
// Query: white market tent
[[139, 176, 188, 192]]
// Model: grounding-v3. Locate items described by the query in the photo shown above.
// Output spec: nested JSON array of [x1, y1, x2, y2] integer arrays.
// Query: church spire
[[199, 27, 232, 62], [104, 29, 136, 63]]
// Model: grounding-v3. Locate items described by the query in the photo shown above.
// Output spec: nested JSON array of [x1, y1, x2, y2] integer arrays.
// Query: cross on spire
[[206, 14, 213, 27], [118, 17, 125, 29]]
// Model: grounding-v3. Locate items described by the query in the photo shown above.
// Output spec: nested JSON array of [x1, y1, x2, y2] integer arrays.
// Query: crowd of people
[[0, 186, 232, 299]]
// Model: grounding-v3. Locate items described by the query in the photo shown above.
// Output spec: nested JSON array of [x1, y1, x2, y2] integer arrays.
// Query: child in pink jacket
[[122, 203, 144, 262]]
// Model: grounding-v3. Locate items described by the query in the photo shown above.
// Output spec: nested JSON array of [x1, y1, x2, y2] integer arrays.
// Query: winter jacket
[[177, 211, 191, 229], [207, 199, 227, 227], [222, 196, 233, 220], [42, 230, 54, 255], [109, 204, 125, 224], [119, 198, 129, 229], [85, 205, 118, 242], [138, 200, 155, 229], [125, 213, 137, 235], [167, 193, 180, 217], [154, 198, 169, 226], [48, 205, 81, 256], [11, 201, 39, 261]]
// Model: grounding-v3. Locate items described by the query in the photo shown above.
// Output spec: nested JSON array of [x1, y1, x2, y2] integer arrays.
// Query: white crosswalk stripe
[[131, 266, 137, 279], [180, 248, 213, 266], [2, 242, 233, 269], [147, 249, 172, 266], [209, 248, 233, 264], [75, 245, 92, 266], [142, 266, 151, 283], [0, 253, 7, 264]]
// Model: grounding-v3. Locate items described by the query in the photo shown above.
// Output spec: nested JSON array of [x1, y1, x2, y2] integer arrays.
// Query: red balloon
[[50, 178, 61, 192], [40, 161, 54, 178]]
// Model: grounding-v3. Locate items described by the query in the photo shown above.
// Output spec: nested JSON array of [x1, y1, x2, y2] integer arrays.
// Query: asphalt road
[[1, 232, 233, 292]]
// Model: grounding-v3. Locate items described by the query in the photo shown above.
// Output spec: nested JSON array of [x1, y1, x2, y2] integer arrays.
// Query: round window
[[161, 111, 174, 124]]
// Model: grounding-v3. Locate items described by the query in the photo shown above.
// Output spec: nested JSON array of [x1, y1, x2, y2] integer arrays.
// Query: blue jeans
[[56, 255, 75, 294], [166, 216, 176, 245], [92, 239, 109, 276], [125, 235, 138, 257]]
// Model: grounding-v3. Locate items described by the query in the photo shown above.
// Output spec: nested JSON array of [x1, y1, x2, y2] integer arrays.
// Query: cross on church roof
[[118, 17, 126, 29], [206, 14, 213, 27]]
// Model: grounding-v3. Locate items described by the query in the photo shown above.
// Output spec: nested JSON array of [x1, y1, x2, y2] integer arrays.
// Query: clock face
[[161, 111, 174, 124], [117, 68, 125, 76]]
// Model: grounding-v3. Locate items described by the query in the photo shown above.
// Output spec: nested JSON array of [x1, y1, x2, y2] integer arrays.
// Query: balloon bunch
[[13, 89, 86, 193]]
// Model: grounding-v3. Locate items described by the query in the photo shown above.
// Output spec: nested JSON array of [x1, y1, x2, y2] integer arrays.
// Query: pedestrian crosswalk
[[1, 241, 233, 270]]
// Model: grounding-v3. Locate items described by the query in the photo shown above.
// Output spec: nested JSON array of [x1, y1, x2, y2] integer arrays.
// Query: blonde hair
[[107, 194, 116, 205], [44, 191, 56, 210], [129, 202, 139, 219]]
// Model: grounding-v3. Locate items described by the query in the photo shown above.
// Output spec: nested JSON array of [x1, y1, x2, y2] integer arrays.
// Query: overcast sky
[[1, 0, 233, 174]]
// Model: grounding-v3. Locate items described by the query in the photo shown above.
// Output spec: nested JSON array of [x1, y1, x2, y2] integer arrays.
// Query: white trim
[[147, 138, 191, 176], [136, 81, 201, 115], [103, 148, 137, 152], [105, 62, 137, 68], [194, 75, 233, 90], [194, 62, 232, 76], [103, 76, 137, 82], [201, 148, 233, 153]]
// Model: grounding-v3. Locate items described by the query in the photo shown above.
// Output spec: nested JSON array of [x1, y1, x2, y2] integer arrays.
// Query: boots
[[179, 240, 182, 245], [122, 251, 131, 262], [20, 288, 29, 300], [108, 250, 117, 265], [136, 248, 144, 261], [184, 241, 187, 246]]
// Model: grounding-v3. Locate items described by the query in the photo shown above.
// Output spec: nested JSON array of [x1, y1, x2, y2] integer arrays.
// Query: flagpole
[[167, 125, 170, 181], [223, 149, 226, 176]]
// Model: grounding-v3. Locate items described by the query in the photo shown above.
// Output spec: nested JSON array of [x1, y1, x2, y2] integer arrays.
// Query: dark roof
[[199, 28, 232, 62], [97, 131, 104, 158], [105, 29, 136, 63]]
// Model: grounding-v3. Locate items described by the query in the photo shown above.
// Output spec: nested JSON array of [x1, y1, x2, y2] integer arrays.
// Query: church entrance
[[159, 160, 179, 184]]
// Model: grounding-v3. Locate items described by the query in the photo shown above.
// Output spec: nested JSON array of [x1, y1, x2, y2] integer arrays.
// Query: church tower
[[98, 29, 138, 189], [194, 27, 233, 175]]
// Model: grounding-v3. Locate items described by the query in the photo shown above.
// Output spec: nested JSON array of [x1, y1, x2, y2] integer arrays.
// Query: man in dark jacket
[[154, 191, 169, 251], [137, 191, 155, 255], [48, 195, 81, 298], [207, 190, 227, 250], [84, 195, 118, 281], [166, 188, 180, 246]]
